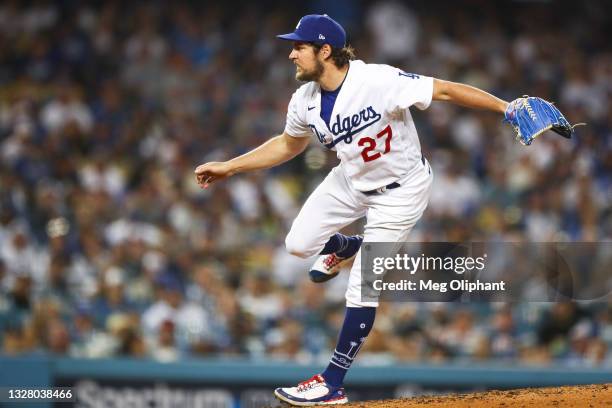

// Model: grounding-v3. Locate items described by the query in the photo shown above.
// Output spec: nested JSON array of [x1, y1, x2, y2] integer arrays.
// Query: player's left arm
[[432, 78, 509, 113]]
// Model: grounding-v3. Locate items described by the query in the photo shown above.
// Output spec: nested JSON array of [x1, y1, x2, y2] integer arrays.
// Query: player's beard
[[296, 59, 324, 82]]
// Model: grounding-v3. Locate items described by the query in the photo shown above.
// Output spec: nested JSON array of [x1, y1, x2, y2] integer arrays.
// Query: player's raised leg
[[288, 167, 364, 283], [284, 166, 366, 261]]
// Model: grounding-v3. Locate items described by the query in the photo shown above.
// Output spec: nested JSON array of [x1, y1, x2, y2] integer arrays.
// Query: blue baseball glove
[[504, 96, 581, 146]]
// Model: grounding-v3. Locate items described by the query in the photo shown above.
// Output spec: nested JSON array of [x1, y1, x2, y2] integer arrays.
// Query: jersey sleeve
[[387, 68, 434, 111], [284, 89, 312, 138]]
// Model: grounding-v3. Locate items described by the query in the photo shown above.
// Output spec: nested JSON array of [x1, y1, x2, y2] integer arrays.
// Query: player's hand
[[194, 161, 235, 188]]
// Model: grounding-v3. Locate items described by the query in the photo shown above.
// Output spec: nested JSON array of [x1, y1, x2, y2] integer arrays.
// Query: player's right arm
[[194, 132, 310, 188]]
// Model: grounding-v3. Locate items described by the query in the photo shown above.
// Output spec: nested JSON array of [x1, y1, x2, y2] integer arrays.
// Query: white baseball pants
[[285, 159, 433, 307]]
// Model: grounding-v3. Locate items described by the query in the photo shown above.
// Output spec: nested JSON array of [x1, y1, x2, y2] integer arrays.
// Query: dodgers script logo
[[310, 106, 382, 149]]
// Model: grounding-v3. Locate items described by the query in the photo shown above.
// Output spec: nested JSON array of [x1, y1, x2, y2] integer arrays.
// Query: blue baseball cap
[[277, 14, 346, 49]]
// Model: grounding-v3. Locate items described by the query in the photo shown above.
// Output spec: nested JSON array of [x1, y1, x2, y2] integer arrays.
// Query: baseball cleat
[[274, 374, 348, 406], [309, 236, 363, 283]]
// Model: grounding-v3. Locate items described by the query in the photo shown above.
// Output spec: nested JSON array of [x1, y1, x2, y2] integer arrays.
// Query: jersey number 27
[[358, 125, 392, 163]]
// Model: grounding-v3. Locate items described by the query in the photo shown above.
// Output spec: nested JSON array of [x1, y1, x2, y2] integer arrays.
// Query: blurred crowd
[[0, 0, 610, 367]]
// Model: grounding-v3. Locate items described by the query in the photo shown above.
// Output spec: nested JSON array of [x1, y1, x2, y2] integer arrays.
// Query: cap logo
[[296, 18, 302, 29], [318, 34, 326, 40]]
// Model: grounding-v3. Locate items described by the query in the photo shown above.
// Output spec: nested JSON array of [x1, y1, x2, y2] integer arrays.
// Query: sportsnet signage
[[53, 378, 466, 407]]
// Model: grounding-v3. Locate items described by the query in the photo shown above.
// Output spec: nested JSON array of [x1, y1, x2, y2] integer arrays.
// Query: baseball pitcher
[[194, 14, 577, 406]]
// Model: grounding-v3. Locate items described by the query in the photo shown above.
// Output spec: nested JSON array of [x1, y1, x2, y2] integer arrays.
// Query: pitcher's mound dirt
[[320, 383, 611, 407]]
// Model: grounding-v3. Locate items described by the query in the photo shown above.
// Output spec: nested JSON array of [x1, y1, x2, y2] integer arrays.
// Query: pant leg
[[345, 164, 433, 307], [285, 166, 367, 259]]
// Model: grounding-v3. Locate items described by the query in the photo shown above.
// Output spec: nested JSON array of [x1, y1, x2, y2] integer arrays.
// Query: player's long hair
[[311, 43, 356, 69]]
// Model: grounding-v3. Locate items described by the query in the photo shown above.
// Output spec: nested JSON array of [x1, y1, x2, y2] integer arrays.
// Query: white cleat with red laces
[[274, 374, 348, 406], [309, 236, 363, 283]]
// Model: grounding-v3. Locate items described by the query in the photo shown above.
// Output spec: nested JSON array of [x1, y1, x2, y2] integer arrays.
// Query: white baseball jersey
[[285, 59, 433, 191]]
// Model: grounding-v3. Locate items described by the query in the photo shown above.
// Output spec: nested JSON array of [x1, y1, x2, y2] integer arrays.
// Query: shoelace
[[323, 253, 343, 270], [297, 375, 323, 392]]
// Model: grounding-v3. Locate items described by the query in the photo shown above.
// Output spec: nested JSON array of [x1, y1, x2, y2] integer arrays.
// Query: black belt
[[362, 182, 400, 196], [362, 155, 428, 196]]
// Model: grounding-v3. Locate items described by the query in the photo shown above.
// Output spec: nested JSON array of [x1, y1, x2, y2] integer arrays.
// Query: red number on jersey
[[358, 125, 393, 163], [377, 125, 392, 153], [358, 137, 380, 162]]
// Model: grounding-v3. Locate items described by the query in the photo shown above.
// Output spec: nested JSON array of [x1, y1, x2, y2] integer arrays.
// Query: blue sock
[[321, 307, 376, 387], [320, 233, 362, 258]]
